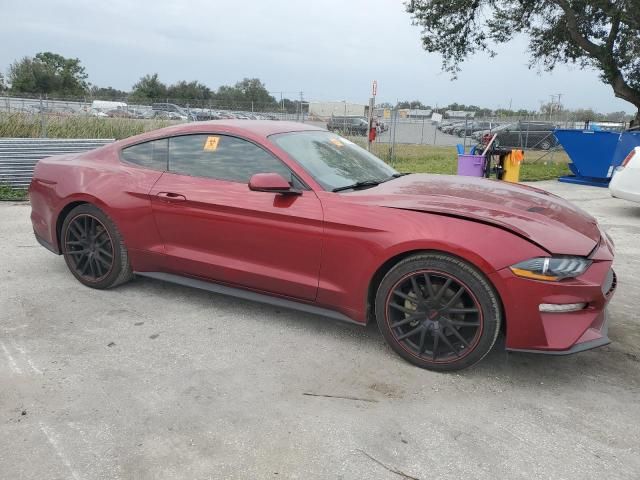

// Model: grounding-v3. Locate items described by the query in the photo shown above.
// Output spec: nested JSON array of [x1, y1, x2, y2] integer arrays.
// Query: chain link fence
[[1, 93, 631, 163]]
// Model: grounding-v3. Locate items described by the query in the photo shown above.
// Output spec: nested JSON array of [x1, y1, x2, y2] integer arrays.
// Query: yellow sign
[[203, 136, 220, 151]]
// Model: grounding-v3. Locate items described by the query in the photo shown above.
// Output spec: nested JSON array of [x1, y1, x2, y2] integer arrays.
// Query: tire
[[539, 139, 552, 150], [375, 253, 501, 371], [61, 204, 133, 289]]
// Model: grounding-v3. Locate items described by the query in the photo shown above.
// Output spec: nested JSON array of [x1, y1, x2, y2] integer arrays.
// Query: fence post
[[39, 95, 46, 138], [390, 109, 398, 162]]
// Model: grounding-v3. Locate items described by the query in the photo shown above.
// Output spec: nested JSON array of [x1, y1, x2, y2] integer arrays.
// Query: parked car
[[610, 146, 640, 203], [326, 116, 368, 136], [29, 121, 616, 371], [437, 120, 457, 130], [105, 109, 135, 119], [474, 121, 559, 149], [193, 111, 223, 121], [146, 110, 187, 121], [152, 103, 197, 121], [455, 121, 500, 137], [441, 122, 466, 134]]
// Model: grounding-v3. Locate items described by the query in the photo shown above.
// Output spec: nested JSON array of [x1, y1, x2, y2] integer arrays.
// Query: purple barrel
[[457, 154, 486, 177]]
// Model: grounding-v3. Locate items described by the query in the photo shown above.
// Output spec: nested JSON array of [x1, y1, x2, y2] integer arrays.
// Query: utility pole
[[298, 91, 304, 122]]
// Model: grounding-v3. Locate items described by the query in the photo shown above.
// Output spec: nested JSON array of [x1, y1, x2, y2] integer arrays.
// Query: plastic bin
[[502, 149, 524, 183], [457, 154, 486, 177]]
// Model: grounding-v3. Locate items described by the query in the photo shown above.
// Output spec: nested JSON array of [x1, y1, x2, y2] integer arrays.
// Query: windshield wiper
[[387, 172, 411, 180], [332, 180, 382, 192], [332, 173, 411, 193]]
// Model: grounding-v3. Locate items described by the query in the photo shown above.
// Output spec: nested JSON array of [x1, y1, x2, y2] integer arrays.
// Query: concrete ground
[[1, 181, 639, 480]]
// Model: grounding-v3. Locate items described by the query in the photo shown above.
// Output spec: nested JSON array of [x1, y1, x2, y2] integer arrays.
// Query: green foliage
[[166, 80, 212, 102], [0, 72, 6, 92], [90, 85, 128, 101], [0, 112, 172, 140], [127, 75, 279, 109], [8, 52, 88, 96], [0, 184, 28, 201], [214, 78, 278, 109], [130, 73, 167, 102], [352, 142, 570, 181], [396, 100, 431, 109], [406, 0, 640, 118]]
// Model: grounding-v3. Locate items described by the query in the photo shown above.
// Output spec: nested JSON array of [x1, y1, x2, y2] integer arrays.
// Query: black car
[[455, 121, 500, 137], [326, 116, 368, 136], [475, 121, 559, 150]]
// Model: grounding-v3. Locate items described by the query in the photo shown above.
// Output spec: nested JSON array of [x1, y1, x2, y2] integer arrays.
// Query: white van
[[91, 100, 127, 116]]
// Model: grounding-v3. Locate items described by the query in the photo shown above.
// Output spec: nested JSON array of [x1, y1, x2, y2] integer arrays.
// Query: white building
[[309, 101, 366, 118]]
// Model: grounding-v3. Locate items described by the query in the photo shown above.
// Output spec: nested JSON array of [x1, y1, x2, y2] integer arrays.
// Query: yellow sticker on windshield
[[203, 136, 220, 151], [330, 138, 344, 147]]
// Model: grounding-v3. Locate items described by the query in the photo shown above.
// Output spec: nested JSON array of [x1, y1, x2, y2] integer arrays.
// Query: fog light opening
[[539, 303, 587, 313]]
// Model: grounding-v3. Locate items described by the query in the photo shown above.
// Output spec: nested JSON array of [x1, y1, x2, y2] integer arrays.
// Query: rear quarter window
[[121, 138, 168, 170]]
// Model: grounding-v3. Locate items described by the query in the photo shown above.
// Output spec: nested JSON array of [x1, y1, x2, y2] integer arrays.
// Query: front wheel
[[61, 204, 133, 289], [375, 253, 501, 371]]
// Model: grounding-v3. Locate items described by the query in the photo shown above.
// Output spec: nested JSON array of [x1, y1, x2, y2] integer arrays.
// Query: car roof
[[116, 120, 325, 148]]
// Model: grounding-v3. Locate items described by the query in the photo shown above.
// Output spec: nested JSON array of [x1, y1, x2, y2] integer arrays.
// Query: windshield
[[491, 123, 513, 132], [270, 131, 398, 191]]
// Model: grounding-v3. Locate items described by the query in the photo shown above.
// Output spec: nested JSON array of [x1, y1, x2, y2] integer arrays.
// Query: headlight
[[510, 257, 592, 281]]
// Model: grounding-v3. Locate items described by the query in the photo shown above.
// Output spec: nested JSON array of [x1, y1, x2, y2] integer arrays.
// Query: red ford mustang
[[29, 121, 616, 371]]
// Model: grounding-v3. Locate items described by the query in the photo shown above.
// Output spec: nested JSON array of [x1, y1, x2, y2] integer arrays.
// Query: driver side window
[[168, 134, 294, 184]]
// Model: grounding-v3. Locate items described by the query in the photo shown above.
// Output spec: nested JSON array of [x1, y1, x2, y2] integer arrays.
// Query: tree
[[0, 72, 5, 92], [8, 52, 88, 96], [234, 78, 277, 106], [166, 80, 212, 104], [214, 78, 277, 109], [130, 74, 167, 102], [571, 108, 599, 122], [406, 1, 640, 123], [90, 85, 128, 101], [396, 100, 429, 109]]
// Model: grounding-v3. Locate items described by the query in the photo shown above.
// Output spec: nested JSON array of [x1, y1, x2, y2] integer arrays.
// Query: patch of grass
[[0, 112, 175, 140], [356, 142, 571, 181], [0, 184, 28, 201]]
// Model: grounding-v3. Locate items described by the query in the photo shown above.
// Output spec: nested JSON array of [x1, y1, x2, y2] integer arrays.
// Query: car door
[[149, 133, 323, 301]]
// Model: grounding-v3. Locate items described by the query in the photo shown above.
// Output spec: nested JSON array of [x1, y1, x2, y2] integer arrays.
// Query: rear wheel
[[375, 253, 501, 371], [61, 204, 132, 289], [539, 139, 552, 150]]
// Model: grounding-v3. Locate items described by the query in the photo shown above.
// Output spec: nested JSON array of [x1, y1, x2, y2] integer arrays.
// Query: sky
[[0, 0, 633, 113]]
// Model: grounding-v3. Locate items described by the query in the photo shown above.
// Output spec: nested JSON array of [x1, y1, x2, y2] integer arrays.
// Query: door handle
[[156, 192, 186, 202]]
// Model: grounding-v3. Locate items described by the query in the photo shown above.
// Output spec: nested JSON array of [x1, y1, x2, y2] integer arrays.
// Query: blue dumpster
[[612, 130, 640, 168], [554, 130, 620, 187], [554, 129, 640, 187]]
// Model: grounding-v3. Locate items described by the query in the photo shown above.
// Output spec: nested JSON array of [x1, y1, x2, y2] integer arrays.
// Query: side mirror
[[248, 173, 301, 195]]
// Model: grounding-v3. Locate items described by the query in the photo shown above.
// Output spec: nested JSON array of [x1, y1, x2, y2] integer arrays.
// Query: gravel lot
[[1, 180, 639, 480]]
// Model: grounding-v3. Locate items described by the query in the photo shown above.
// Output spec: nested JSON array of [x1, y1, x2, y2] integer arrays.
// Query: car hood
[[345, 174, 601, 255]]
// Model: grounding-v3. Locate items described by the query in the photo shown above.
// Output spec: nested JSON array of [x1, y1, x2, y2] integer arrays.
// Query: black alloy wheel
[[376, 253, 501, 371], [61, 204, 132, 289], [64, 214, 114, 282]]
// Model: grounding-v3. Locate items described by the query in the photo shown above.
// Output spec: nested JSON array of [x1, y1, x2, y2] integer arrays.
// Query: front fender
[[316, 204, 548, 324]]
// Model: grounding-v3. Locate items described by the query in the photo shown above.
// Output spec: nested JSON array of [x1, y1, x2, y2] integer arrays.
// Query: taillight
[[621, 149, 636, 167]]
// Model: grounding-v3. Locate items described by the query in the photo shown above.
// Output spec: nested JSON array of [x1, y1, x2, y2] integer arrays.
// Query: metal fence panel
[[0, 138, 114, 188]]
